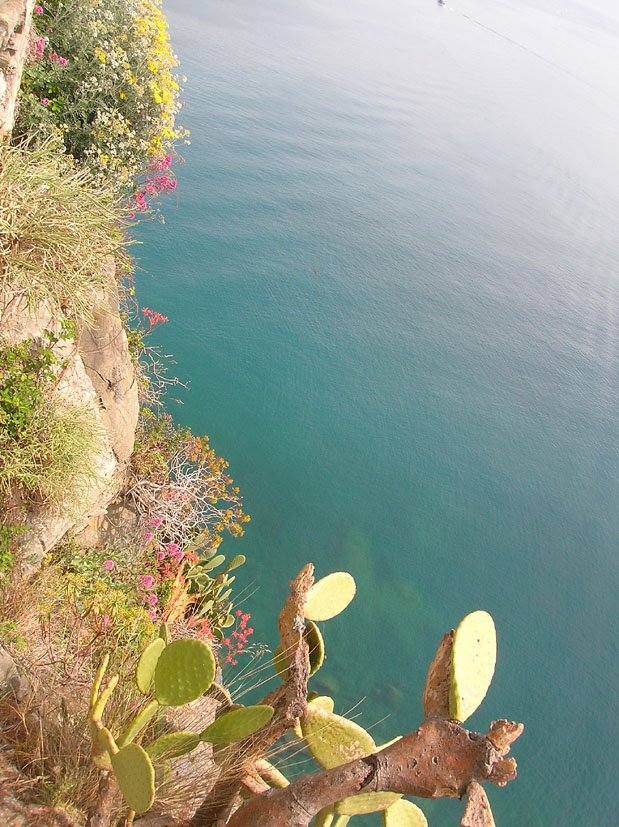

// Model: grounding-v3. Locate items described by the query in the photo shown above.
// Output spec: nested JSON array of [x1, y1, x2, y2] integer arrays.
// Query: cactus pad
[[304, 572, 356, 621], [146, 731, 200, 759], [200, 704, 274, 744], [117, 699, 159, 748], [336, 792, 401, 816], [301, 705, 375, 769], [154, 638, 216, 706], [449, 610, 496, 723], [206, 681, 233, 707], [110, 743, 155, 813], [136, 638, 166, 695], [382, 799, 428, 827]]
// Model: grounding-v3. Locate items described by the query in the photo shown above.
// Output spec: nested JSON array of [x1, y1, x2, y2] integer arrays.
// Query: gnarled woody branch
[[188, 564, 314, 827], [226, 717, 522, 827]]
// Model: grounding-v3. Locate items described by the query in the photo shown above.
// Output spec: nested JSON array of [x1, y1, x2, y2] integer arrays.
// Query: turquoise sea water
[[135, 1, 619, 823]]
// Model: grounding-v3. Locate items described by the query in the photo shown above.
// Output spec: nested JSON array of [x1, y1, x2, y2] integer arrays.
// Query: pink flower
[[50, 52, 58, 61], [41, 97, 49, 106], [103, 559, 114, 571], [142, 532, 153, 542], [128, 212, 135, 219], [164, 542, 179, 555], [156, 551, 166, 562], [148, 609, 157, 620], [58, 56, 67, 66], [152, 517, 162, 527], [35, 5, 43, 13], [137, 574, 154, 589], [147, 594, 158, 606]]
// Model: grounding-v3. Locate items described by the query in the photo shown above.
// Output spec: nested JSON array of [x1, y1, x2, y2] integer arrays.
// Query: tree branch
[[225, 718, 522, 827]]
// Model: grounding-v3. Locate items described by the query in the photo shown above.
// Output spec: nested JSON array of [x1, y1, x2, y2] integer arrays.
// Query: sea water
[[135, 1, 619, 823]]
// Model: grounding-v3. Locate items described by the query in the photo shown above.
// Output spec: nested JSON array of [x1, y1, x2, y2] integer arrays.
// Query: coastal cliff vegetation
[[0, 2, 522, 825]]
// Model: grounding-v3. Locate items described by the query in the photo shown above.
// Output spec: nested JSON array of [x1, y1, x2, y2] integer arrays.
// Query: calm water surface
[[136, 1, 619, 823]]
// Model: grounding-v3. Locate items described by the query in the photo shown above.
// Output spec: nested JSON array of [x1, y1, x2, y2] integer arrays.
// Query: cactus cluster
[[89, 627, 273, 816], [87, 567, 503, 826]]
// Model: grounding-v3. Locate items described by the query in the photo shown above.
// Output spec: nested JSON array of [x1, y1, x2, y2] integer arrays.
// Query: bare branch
[[422, 629, 453, 719], [225, 718, 523, 827], [461, 781, 496, 827]]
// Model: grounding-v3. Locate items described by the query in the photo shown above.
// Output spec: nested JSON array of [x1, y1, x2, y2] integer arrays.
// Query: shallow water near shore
[[135, 1, 619, 823]]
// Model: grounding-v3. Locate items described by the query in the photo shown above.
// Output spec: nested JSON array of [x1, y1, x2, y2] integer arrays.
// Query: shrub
[[0, 399, 106, 510], [0, 138, 129, 321], [16, 0, 189, 192]]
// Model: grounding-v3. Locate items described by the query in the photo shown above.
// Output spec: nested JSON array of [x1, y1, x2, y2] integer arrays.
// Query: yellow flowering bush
[[16, 0, 189, 192]]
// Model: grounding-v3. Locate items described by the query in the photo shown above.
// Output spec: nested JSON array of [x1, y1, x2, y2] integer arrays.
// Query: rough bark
[[225, 718, 521, 827]]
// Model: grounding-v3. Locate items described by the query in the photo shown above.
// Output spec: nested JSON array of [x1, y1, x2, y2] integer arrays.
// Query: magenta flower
[[128, 212, 135, 220], [58, 56, 67, 66], [148, 609, 157, 620], [41, 97, 50, 106], [152, 517, 162, 527], [156, 551, 166, 562], [138, 574, 154, 589], [147, 594, 158, 606], [50, 52, 58, 61], [35, 5, 43, 13], [165, 542, 179, 555], [142, 532, 153, 542], [103, 559, 114, 571]]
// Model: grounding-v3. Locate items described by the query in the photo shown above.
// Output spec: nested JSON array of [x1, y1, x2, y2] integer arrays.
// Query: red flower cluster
[[141, 307, 168, 329], [189, 616, 215, 641], [221, 611, 254, 665]]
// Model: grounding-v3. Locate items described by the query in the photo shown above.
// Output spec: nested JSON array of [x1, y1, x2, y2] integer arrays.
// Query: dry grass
[[0, 137, 130, 324]]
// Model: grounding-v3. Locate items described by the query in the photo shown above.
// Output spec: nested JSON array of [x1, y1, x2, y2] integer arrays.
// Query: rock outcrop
[[0, 0, 33, 139], [0, 260, 139, 575]]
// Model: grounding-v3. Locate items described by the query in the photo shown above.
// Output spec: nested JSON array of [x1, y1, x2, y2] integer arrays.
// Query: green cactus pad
[[300, 705, 375, 769], [333, 817, 351, 827], [206, 681, 233, 707], [305, 620, 325, 673], [136, 638, 166, 695], [200, 704, 274, 744], [336, 792, 401, 816], [154, 638, 216, 706], [117, 700, 159, 748], [273, 645, 289, 681], [449, 610, 496, 723], [382, 799, 428, 827], [304, 572, 356, 621], [309, 694, 335, 713], [158, 621, 170, 644], [146, 731, 200, 760], [314, 810, 335, 827], [110, 743, 155, 813]]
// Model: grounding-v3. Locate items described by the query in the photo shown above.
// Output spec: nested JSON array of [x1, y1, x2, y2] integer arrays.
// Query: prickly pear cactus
[[335, 792, 401, 816], [206, 681, 233, 707], [136, 638, 166, 695], [304, 572, 356, 621], [200, 704, 274, 744], [449, 610, 496, 723], [300, 705, 375, 769], [117, 699, 159, 748], [382, 799, 428, 826], [110, 742, 156, 813], [154, 638, 215, 706], [146, 731, 200, 759]]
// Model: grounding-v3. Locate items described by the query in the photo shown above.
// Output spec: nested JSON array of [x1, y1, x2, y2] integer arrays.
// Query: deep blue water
[[135, 1, 619, 823]]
